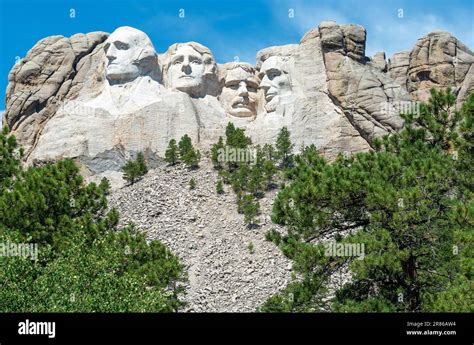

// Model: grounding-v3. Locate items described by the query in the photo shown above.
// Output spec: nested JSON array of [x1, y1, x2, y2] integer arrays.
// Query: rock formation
[[388, 31, 474, 107], [3, 23, 473, 179]]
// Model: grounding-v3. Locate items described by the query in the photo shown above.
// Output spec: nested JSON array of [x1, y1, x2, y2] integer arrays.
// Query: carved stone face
[[220, 65, 259, 118], [104, 27, 158, 84], [259, 56, 292, 112], [167, 45, 206, 94]]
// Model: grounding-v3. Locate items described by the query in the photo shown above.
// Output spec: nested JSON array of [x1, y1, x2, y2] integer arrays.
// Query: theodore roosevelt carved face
[[219, 63, 260, 118], [104, 26, 159, 84]]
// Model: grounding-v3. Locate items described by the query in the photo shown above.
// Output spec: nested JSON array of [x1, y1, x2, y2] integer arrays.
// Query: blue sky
[[1, 0, 473, 110]]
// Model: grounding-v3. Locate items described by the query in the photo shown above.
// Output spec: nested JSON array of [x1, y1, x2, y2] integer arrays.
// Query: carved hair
[[162, 42, 217, 79], [104, 26, 160, 82], [219, 62, 260, 84]]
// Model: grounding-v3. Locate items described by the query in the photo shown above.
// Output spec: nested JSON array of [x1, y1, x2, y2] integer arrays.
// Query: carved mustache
[[231, 97, 255, 108]]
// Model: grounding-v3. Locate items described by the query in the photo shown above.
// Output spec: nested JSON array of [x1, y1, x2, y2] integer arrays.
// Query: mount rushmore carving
[[4, 22, 473, 178]]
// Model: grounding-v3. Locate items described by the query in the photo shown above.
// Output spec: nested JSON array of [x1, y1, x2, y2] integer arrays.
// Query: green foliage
[[189, 177, 196, 190], [0, 132, 186, 312], [239, 194, 260, 226], [210, 124, 285, 227], [263, 89, 474, 312], [225, 122, 252, 149], [165, 139, 179, 165], [211, 136, 225, 169], [182, 148, 201, 169], [0, 226, 185, 312], [178, 134, 193, 158], [248, 242, 255, 254], [99, 177, 111, 195], [248, 146, 267, 197], [122, 152, 148, 185], [0, 127, 23, 191], [276, 127, 294, 168], [136, 152, 148, 175], [216, 180, 224, 194], [178, 135, 201, 169]]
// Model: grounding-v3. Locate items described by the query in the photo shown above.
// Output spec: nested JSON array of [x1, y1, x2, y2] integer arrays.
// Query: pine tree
[[263, 159, 277, 190], [178, 134, 193, 158], [225, 122, 251, 149], [262, 89, 474, 312], [0, 126, 23, 191], [165, 139, 179, 165], [122, 160, 140, 185], [248, 147, 266, 197], [136, 152, 148, 175], [211, 136, 225, 169], [178, 135, 200, 169], [240, 194, 260, 226], [0, 137, 186, 312], [122, 152, 148, 185], [216, 180, 224, 194], [189, 178, 196, 190], [182, 148, 201, 169], [99, 177, 111, 195], [276, 127, 294, 168]]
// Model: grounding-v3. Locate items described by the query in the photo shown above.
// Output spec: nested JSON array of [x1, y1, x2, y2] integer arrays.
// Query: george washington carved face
[[104, 26, 159, 84]]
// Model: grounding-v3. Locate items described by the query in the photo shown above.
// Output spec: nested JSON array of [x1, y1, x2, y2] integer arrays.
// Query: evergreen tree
[[248, 147, 266, 197], [231, 163, 250, 193], [178, 135, 200, 169], [122, 160, 140, 185], [225, 122, 252, 149], [178, 134, 193, 158], [165, 139, 179, 165], [136, 152, 148, 176], [0, 132, 186, 312], [211, 136, 225, 169], [262, 89, 473, 312], [99, 177, 111, 195], [240, 194, 260, 226], [263, 159, 278, 190], [276, 127, 294, 168], [122, 152, 148, 185], [182, 148, 201, 169], [216, 180, 224, 194], [189, 177, 196, 190], [0, 127, 23, 191]]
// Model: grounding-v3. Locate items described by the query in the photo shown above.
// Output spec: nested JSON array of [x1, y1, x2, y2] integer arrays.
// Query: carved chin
[[172, 79, 202, 94], [106, 67, 140, 82]]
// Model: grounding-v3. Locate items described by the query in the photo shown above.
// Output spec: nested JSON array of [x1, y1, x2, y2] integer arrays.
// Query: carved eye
[[226, 83, 239, 90], [115, 42, 129, 50], [247, 86, 257, 93], [268, 70, 281, 79], [173, 60, 182, 65], [191, 59, 202, 65]]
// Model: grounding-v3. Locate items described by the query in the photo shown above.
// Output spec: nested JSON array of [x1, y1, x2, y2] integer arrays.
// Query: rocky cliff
[[3, 22, 473, 183]]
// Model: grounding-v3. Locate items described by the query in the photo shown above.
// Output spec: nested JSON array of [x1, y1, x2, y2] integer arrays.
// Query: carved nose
[[238, 83, 248, 96], [260, 76, 271, 91], [182, 63, 191, 74], [106, 45, 118, 62], [106, 55, 117, 63]]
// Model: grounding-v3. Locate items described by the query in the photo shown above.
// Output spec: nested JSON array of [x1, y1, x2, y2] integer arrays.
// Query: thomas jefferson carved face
[[104, 27, 159, 84], [259, 56, 292, 112], [164, 43, 217, 97], [220, 64, 259, 118]]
